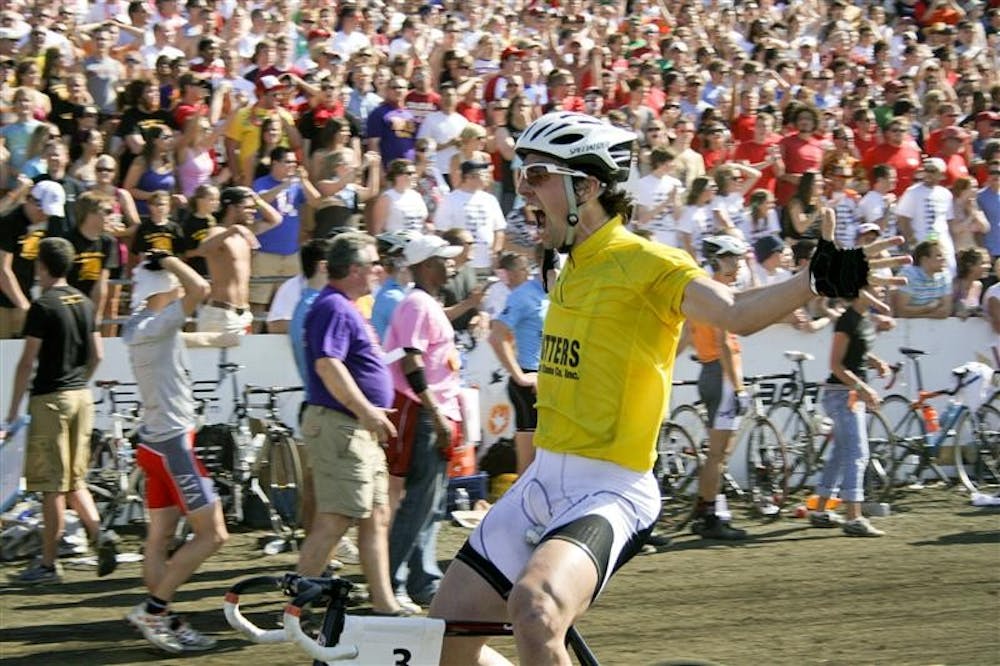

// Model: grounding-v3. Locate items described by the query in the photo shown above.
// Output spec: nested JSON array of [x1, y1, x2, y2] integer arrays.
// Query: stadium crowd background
[[0, 0, 999, 336]]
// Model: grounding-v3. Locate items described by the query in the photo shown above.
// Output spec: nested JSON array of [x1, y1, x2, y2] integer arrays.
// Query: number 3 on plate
[[393, 647, 412, 665]]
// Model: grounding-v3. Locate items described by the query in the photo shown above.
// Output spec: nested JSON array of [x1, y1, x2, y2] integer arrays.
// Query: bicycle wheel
[[954, 404, 1000, 493], [743, 418, 789, 509], [668, 403, 708, 450], [654, 421, 700, 531], [881, 402, 926, 486], [879, 394, 913, 434], [864, 410, 895, 502], [257, 433, 305, 531], [766, 400, 815, 494]]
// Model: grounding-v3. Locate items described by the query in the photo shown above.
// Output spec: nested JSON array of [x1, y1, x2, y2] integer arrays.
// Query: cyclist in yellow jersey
[[428, 112, 909, 666]]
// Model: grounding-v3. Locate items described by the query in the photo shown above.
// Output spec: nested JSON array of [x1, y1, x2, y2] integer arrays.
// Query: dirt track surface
[[1, 488, 998, 665]]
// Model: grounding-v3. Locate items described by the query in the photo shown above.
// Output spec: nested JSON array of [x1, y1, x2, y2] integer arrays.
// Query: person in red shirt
[[483, 47, 524, 104], [850, 108, 880, 158], [860, 119, 923, 197], [404, 66, 441, 132], [172, 73, 209, 128], [698, 122, 732, 172], [733, 111, 784, 200], [777, 106, 826, 206], [542, 68, 585, 113], [925, 102, 962, 157], [731, 89, 759, 144], [937, 126, 971, 186]]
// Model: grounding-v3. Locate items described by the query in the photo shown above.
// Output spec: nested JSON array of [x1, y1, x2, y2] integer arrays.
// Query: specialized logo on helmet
[[568, 142, 611, 156]]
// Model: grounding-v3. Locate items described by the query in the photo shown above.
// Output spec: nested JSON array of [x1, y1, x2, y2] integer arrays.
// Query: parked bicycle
[[87, 380, 145, 529], [765, 351, 896, 501], [224, 572, 718, 666], [880, 348, 1000, 493]]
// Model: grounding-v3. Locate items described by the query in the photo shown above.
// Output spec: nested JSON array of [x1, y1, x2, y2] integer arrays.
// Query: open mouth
[[526, 205, 546, 229]]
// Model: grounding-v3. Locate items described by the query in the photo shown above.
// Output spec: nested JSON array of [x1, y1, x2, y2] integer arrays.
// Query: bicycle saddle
[[784, 351, 814, 362], [95, 379, 123, 388], [899, 347, 926, 358]]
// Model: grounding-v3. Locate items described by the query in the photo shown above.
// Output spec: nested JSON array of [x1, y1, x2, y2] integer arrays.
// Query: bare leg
[[144, 506, 182, 592], [507, 539, 598, 666], [697, 428, 735, 503], [67, 487, 103, 543], [40, 492, 66, 568], [297, 512, 350, 577], [357, 504, 400, 613], [844, 500, 862, 521], [430, 559, 513, 666], [150, 502, 228, 602]]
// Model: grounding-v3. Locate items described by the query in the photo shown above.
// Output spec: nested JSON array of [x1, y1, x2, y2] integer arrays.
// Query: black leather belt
[[208, 300, 250, 315]]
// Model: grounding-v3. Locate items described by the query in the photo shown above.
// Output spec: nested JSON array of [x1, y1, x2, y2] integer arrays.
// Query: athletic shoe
[[126, 603, 183, 653], [335, 537, 360, 565], [171, 616, 217, 651], [809, 511, 845, 528], [12, 560, 63, 584], [394, 593, 422, 614], [97, 530, 120, 578], [644, 531, 673, 548], [842, 517, 885, 537], [691, 515, 747, 540]]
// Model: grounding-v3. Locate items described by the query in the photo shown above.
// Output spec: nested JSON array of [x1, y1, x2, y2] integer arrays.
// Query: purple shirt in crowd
[[366, 103, 417, 168], [304, 285, 393, 416]]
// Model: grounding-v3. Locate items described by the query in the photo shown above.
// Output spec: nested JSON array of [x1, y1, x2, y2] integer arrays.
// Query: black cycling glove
[[808, 238, 869, 298]]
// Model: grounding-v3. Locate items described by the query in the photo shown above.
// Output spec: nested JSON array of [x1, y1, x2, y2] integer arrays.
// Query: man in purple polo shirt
[[297, 232, 413, 616], [367, 76, 418, 170]]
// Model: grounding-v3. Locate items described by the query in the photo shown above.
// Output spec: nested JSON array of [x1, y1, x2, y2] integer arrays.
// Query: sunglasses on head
[[518, 163, 588, 187]]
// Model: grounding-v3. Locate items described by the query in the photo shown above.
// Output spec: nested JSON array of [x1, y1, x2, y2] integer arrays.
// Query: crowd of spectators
[[1, 0, 1000, 342]]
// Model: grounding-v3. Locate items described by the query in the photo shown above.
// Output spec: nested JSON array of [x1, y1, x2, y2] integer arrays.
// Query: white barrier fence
[[2, 319, 996, 494]]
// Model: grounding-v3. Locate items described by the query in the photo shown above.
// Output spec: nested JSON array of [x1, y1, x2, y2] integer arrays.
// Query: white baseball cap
[[857, 222, 881, 237], [130, 263, 180, 310], [403, 234, 463, 267], [30, 181, 66, 217]]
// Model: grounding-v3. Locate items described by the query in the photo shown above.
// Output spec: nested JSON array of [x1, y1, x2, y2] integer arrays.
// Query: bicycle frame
[[224, 574, 600, 666]]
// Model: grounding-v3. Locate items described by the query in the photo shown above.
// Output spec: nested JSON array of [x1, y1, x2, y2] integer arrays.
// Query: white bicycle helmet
[[376, 229, 420, 256], [514, 112, 637, 183], [702, 235, 748, 260]]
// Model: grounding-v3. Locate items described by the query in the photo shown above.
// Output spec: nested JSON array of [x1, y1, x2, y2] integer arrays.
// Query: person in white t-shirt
[[369, 159, 430, 235], [678, 176, 720, 263], [896, 158, 957, 276], [266, 273, 305, 334], [416, 83, 468, 186], [857, 164, 898, 238], [711, 162, 761, 236], [751, 235, 791, 286], [741, 189, 782, 245], [634, 146, 684, 246], [434, 161, 506, 272], [329, 6, 370, 59]]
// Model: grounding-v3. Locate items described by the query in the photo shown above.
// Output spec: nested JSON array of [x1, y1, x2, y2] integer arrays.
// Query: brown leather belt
[[208, 300, 250, 315]]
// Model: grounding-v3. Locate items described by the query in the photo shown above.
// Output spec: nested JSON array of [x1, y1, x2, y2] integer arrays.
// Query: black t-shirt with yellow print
[[131, 218, 186, 256], [0, 207, 57, 308], [66, 227, 119, 300]]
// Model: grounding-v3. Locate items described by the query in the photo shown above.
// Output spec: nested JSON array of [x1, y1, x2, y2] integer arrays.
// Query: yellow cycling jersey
[[535, 216, 705, 472]]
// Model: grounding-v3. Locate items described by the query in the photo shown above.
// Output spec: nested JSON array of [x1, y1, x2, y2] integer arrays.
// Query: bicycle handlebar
[[884, 362, 903, 391], [224, 574, 360, 661], [283, 578, 360, 663], [223, 575, 289, 644]]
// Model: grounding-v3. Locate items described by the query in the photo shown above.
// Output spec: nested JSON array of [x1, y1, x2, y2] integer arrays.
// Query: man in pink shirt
[[383, 233, 463, 609]]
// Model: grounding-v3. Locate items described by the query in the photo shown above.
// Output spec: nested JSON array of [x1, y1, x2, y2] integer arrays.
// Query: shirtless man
[[192, 186, 280, 334]]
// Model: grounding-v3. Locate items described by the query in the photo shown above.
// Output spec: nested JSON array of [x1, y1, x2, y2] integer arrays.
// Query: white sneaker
[[126, 603, 183, 653], [394, 593, 422, 614], [335, 537, 360, 565], [842, 517, 885, 537], [172, 616, 217, 651]]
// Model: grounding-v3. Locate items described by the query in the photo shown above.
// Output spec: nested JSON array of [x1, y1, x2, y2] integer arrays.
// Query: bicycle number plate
[[339, 615, 445, 665]]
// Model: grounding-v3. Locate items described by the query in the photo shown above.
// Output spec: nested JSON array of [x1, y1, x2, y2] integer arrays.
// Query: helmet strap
[[561, 175, 580, 253]]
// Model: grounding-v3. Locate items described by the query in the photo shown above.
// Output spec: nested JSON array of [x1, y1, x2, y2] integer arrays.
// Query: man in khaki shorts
[[296, 232, 413, 615], [3, 237, 117, 584]]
